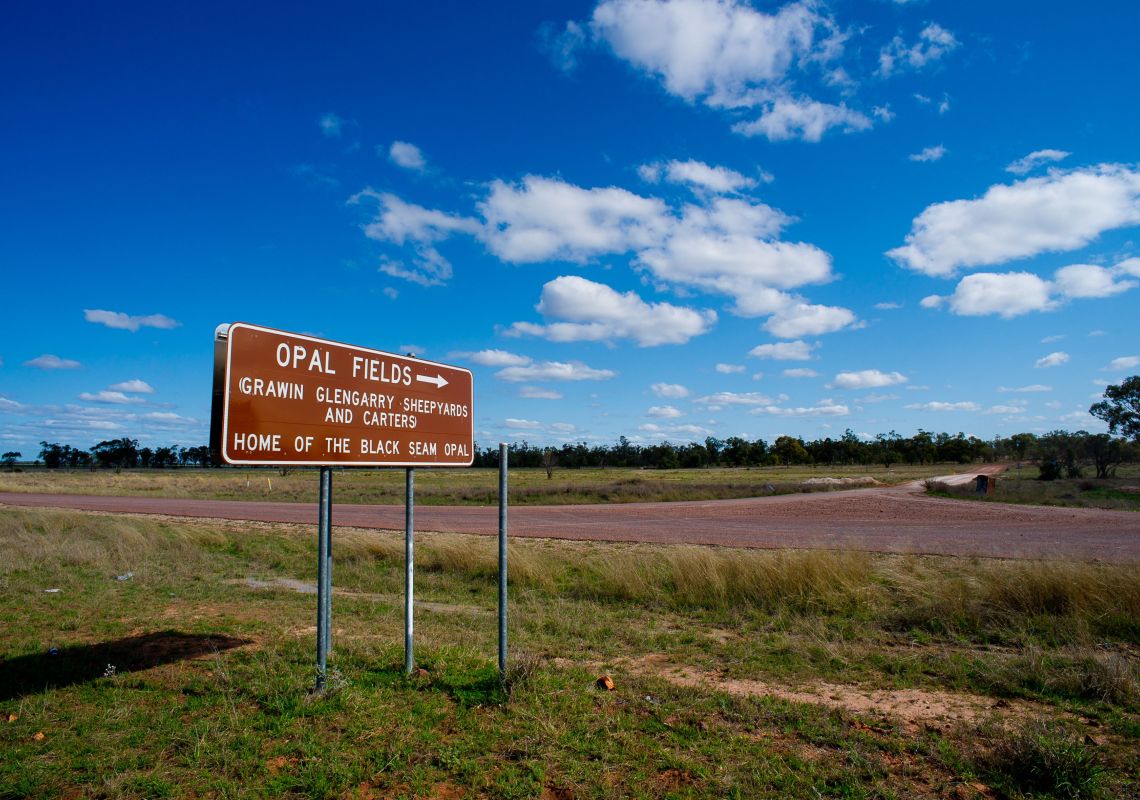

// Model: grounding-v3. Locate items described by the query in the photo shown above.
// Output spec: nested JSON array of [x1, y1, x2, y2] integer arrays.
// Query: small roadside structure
[[975, 474, 996, 495]]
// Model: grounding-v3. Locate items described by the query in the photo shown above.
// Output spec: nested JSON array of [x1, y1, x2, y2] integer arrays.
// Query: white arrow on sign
[[416, 373, 449, 389]]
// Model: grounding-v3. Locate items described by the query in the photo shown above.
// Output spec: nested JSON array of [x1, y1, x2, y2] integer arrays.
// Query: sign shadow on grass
[[0, 630, 252, 701]]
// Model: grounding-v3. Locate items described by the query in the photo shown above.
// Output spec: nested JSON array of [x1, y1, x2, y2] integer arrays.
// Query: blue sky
[[3, 0, 1139, 456]]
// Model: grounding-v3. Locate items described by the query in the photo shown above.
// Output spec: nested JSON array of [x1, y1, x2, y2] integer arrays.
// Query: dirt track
[[2, 476, 1138, 562]]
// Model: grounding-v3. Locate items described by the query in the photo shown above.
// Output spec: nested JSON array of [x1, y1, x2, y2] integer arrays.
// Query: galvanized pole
[[404, 467, 415, 675], [498, 443, 508, 678], [322, 467, 333, 659], [315, 465, 332, 690]]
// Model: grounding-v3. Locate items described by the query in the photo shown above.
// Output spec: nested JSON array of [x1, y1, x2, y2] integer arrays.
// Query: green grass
[[0, 463, 972, 506], [926, 464, 1140, 512], [1, 508, 1137, 798]]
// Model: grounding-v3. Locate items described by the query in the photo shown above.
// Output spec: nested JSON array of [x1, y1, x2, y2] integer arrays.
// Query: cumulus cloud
[[782, 368, 818, 378], [923, 258, 1140, 318], [750, 401, 849, 416], [481, 176, 668, 263], [874, 301, 901, 310], [590, 0, 839, 107], [998, 384, 1052, 393], [639, 159, 757, 193], [1035, 351, 1070, 368], [519, 386, 563, 400], [350, 190, 481, 286], [903, 401, 981, 412], [505, 418, 543, 430], [24, 354, 80, 370], [652, 382, 689, 398], [831, 370, 907, 390], [1052, 263, 1137, 298], [1006, 149, 1070, 175], [507, 275, 716, 346], [888, 165, 1140, 277], [107, 380, 154, 394], [646, 405, 683, 418], [638, 422, 713, 438], [909, 145, 946, 163], [878, 23, 959, 77], [694, 391, 772, 407], [762, 303, 858, 338], [84, 309, 179, 332], [733, 97, 872, 143], [78, 390, 144, 405], [749, 340, 816, 360], [389, 141, 427, 171], [1105, 355, 1140, 370], [496, 360, 616, 382], [465, 349, 532, 367], [715, 363, 745, 374]]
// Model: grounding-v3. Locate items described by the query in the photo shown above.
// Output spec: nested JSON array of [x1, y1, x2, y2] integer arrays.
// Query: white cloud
[[909, 145, 946, 163], [762, 302, 857, 338], [519, 386, 563, 400], [640, 159, 757, 194], [647, 405, 683, 418], [831, 370, 907, 390], [874, 301, 901, 310], [715, 363, 745, 374], [507, 275, 716, 346], [465, 349, 532, 367], [318, 112, 345, 137], [389, 141, 427, 171], [107, 379, 154, 394], [638, 422, 712, 438], [861, 393, 898, 403], [1106, 355, 1140, 370], [888, 165, 1140, 277], [782, 368, 818, 378], [1053, 263, 1137, 298], [986, 404, 1027, 415], [694, 391, 772, 407], [652, 382, 689, 398], [750, 402, 849, 417], [353, 190, 480, 246], [480, 176, 668, 263], [872, 105, 895, 123], [733, 97, 871, 142], [496, 360, 616, 383], [903, 401, 981, 412], [84, 309, 179, 332], [590, 0, 839, 107], [1035, 351, 1070, 368], [24, 354, 81, 370], [505, 418, 543, 430], [1006, 149, 1070, 175], [998, 384, 1052, 393], [749, 340, 816, 360], [938, 272, 1056, 318], [1041, 334, 1064, 343], [77, 390, 143, 405], [878, 23, 959, 77]]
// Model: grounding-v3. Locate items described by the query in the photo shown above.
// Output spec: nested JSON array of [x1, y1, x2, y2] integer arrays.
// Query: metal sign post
[[404, 467, 415, 674], [498, 443, 508, 678], [315, 466, 332, 689]]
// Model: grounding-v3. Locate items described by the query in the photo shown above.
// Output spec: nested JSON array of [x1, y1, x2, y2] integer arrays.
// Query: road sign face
[[215, 323, 473, 467]]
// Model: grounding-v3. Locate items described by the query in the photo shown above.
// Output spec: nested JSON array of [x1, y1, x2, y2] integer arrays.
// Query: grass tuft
[[981, 719, 1105, 798]]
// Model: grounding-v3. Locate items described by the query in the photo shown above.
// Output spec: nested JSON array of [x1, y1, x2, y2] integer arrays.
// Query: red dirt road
[[3, 478, 1138, 562]]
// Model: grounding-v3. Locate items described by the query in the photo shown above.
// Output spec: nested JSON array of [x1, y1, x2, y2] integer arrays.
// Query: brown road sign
[[211, 322, 473, 467]]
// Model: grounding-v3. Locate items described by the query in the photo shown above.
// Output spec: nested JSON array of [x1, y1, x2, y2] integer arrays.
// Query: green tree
[[1090, 376, 1140, 440], [1, 451, 20, 470]]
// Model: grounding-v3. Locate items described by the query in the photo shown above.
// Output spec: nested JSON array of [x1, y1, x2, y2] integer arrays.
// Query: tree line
[[19, 377, 1140, 478]]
